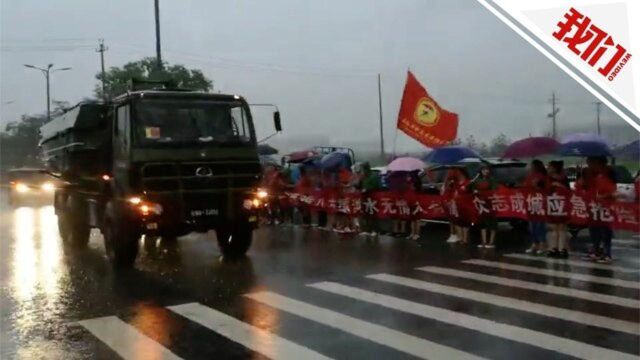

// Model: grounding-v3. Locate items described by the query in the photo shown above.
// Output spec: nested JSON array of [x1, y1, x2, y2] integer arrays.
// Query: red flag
[[396, 71, 458, 148]]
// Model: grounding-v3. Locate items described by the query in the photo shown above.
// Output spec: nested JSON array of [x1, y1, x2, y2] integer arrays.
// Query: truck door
[[112, 104, 131, 195]]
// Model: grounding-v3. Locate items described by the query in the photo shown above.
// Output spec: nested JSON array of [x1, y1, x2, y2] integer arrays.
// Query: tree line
[[1, 57, 212, 172]]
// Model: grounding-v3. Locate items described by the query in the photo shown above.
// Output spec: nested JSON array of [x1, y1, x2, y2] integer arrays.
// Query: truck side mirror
[[274, 111, 282, 132]]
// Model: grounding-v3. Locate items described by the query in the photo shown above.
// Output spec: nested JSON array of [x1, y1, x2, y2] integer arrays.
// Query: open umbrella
[[503, 137, 560, 158], [387, 157, 425, 172], [558, 141, 612, 157], [319, 152, 350, 170], [561, 133, 608, 145], [423, 146, 480, 165], [613, 140, 639, 161], [257, 144, 278, 155], [287, 150, 318, 163]]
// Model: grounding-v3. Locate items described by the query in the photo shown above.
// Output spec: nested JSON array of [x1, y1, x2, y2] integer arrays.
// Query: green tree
[[489, 133, 510, 157], [1, 102, 70, 170], [95, 57, 213, 99]]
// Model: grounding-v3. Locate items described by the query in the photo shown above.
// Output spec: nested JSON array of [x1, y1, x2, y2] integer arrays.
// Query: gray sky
[[1, 0, 636, 152]]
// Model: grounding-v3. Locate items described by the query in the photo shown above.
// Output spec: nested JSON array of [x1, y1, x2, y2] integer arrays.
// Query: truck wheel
[[216, 225, 252, 259], [58, 210, 90, 247], [103, 215, 139, 269]]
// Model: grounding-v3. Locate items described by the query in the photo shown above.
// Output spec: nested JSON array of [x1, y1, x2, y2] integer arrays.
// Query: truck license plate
[[190, 209, 219, 217]]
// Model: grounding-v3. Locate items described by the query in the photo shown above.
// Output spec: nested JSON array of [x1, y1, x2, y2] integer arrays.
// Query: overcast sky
[[1, 0, 636, 152]]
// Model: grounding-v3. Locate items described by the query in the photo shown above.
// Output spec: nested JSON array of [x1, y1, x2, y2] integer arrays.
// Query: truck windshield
[[133, 99, 254, 146]]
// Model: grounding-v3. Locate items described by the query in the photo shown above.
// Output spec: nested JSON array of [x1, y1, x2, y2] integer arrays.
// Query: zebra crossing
[[75, 253, 640, 360]]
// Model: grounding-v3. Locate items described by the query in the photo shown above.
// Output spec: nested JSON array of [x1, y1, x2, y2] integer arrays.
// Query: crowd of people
[[260, 154, 640, 264]]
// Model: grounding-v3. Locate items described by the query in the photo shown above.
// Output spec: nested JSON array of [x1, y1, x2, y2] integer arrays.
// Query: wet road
[[1, 201, 639, 359]]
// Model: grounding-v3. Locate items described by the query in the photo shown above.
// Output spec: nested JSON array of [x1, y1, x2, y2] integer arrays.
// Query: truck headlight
[[41, 182, 55, 192], [127, 196, 162, 216], [256, 189, 269, 199], [15, 183, 30, 193]]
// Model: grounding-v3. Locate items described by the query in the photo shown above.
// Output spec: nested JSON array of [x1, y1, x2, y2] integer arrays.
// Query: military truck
[[40, 86, 281, 267]]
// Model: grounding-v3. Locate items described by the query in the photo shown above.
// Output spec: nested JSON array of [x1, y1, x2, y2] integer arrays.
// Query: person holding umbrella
[[547, 161, 570, 258], [522, 160, 549, 255], [469, 165, 498, 248], [587, 156, 617, 263], [358, 162, 381, 238]]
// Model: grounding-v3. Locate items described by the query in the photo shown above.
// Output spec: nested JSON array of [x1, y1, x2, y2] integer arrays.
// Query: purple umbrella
[[561, 133, 608, 145], [503, 137, 560, 158], [387, 157, 425, 172]]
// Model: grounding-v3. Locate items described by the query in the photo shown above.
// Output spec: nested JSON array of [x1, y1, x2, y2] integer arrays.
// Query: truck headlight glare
[[41, 182, 55, 192], [257, 189, 268, 199], [15, 183, 29, 193]]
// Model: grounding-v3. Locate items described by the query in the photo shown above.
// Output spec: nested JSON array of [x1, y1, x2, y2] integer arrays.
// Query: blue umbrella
[[423, 146, 480, 165], [561, 133, 608, 145], [558, 141, 612, 157], [319, 152, 350, 170], [613, 140, 639, 161]]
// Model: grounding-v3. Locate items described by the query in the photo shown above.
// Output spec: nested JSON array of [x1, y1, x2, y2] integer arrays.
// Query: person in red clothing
[[586, 156, 617, 263], [547, 161, 571, 258], [263, 165, 287, 225], [295, 167, 313, 227], [635, 170, 640, 202], [442, 168, 470, 244], [522, 160, 549, 255]]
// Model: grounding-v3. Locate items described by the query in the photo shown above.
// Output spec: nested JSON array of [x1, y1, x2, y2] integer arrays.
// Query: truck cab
[[41, 89, 280, 267]]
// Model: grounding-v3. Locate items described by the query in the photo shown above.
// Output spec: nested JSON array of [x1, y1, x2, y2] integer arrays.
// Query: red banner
[[396, 71, 459, 148], [281, 188, 640, 232]]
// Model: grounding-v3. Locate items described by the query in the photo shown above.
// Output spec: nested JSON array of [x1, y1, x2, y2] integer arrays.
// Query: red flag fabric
[[397, 71, 459, 147]]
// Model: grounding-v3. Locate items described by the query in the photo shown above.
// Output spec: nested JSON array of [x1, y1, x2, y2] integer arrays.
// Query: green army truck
[[40, 87, 281, 267]]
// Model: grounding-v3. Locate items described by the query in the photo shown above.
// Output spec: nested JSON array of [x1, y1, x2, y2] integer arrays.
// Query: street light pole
[[24, 64, 71, 122]]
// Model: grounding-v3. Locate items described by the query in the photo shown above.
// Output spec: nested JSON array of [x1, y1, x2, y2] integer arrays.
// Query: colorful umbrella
[[558, 141, 612, 157], [319, 152, 350, 170], [387, 156, 425, 172], [287, 150, 317, 163], [503, 137, 560, 158], [422, 146, 480, 165], [561, 133, 608, 145]]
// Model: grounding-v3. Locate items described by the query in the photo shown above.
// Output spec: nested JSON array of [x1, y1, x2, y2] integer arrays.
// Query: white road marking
[[503, 253, 639, 273], [245, 291, 486, 360], [368, 273, 640, 335], [463, 259, 640, 290], [167, 303, 331, 360], [614, 238, 640, 246], [77, 316, 182, 360], [309, 282, 637, 360], [417, 266, 640, 309]]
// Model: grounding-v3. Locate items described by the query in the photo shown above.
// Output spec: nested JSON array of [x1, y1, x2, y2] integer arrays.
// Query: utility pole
[[594, 101, 602, 135], [377, 73, 385, 159], [547, 91, 560, 139], [96, 39, 108, 101], [154, 0, 163, 70]]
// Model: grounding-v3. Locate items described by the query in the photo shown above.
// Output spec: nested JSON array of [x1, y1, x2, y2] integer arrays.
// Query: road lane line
[[77, 316, 182, 360], [614, 238, 640, 246], [309, 282, 637, 360], [245, 291, 485, 360], [503, 253, 639, 273], [463, 259, 640, 290], [167, 302, 331, 360], [368, 273, 640, 335], [417, 266, 640, 308]]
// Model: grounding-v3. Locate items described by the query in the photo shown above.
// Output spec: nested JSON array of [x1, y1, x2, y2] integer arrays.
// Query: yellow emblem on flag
[[413, 97, 440, 126]]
